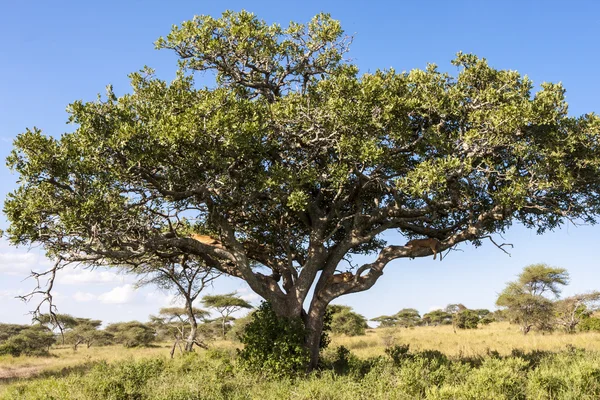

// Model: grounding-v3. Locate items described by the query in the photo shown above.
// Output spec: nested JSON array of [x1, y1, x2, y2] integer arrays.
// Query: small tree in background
[[554, 291, 600, 333], [328, 305, 368, 336], [105, 322, 155, 348], [453, 309, 480, 329], [63, 318, 106, 350], [496, 264, 569, 334], [151, 307, 210, 357], [202, 293, 252, 338], [36, 313, 79, 344], [422, 310, 453, 326], [371, 315, 398, 328], [394, 308, 422, 328]]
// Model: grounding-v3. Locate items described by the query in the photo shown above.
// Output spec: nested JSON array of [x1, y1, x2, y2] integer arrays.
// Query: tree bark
[[304, 300, 328, 371], [185, 302, 198, 352]]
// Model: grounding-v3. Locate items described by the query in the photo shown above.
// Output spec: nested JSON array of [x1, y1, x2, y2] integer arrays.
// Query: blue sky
[[1, 1, 599, 325]]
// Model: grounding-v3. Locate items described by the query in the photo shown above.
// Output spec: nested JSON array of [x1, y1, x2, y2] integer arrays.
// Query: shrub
[[105, 321, 155, 347], [328, 305, 368, 336], [0, 326, 55, 357], [238, 302, 311, 376], [454, 309, 480, 329]]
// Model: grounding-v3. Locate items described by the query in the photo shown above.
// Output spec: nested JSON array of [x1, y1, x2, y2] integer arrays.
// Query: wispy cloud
[[98, 284, 136, 304], [58, 269, 127, 285], [73, 291, 96, 302]]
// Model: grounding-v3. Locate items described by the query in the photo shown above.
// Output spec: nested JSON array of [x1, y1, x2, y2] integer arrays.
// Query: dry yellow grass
[[331, 322, 600, 358]]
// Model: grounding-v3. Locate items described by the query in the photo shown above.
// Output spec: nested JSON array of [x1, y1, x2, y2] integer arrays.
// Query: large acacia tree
[[5, 11, 600, 369]]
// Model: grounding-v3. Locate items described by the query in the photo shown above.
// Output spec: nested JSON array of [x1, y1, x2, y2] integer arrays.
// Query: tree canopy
[[496, 264, 569, 334], [5, 10, 600, 369]]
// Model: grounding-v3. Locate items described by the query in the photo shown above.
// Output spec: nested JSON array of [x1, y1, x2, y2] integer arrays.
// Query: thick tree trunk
[[304, 306, 327, 371]]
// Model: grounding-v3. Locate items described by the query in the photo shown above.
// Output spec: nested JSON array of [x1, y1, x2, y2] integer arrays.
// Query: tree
[[554, 291, 600, 333], [201, 293, 252, 338], [63, 318, 105, 350], [394, 308, 422, 327], [105, 322, 155, 348], [328, 305, 368, 336], [422, 310, 453, 326], [496, 264, 569, 334], [371, 315, 398, 328], [35, 313, 79, 344], [151, 307, 210, 356], [6, 11, 600, 370], [453, 309, 480, 329], [137, 255, 219, 352]]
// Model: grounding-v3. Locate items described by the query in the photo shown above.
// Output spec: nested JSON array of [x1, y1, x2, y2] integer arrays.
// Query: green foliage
[[0, 323, 29, 342], [226, 313, 253, 342], [394, 308, 422, 327], [0, 326, 55, 357], [497, 264, 569, 334], [385, 343, 411, 365], [237, 302, 310, 376], [422, 310, 453, 326], [454, 309, 480, 329], [105, 321, 155, 348], [202, 293, 252, 338], [579, 316, 600, 332], [328, 305, 368, 336]]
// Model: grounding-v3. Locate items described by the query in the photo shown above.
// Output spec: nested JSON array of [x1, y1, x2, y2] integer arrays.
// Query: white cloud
[[73, 291, 96, 302], [58, 269, 125, 285], [0, 252, 40, 275], [98, 284, 136, 304], [145, 291, 181, 308]]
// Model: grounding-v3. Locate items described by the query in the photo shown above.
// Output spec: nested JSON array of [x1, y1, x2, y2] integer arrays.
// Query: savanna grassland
[[2, 323, 600, 399]]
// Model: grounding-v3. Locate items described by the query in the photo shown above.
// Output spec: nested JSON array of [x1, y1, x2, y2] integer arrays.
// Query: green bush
[[237, 302, 311, 376], [105, 321, 155, 348], [454, 309, 480, 329], [579, 316, 600, 332], [0, 326, 55, 357], [328, 305, 368, 336]]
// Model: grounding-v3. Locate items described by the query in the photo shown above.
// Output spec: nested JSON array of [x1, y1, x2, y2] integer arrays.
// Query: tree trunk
[[185, 302, 198, 352], [221, 317, 226, 339], [303, 299, 328, 371]]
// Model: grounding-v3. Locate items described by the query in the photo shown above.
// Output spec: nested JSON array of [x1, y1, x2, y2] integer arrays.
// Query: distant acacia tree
[[105, 322, 155, 348], [63, 318, 108, 350], [328, 305, 368, 336], [394, 308, 422, 328], [453, 309, 480, 329], [136, 255, 220, 352], [554, 292, 600, 333], [151, 307, 210, 356], [496, 264, 569, 334], [371, 315, 398, 328], [422, 310, 453, 326], [6, 10, 600, 370], [202, 293, 252, 338]]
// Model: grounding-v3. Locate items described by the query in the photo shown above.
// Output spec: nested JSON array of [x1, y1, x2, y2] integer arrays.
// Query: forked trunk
[[185, 317, 198, 352], [185, 302, 198, 352]]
